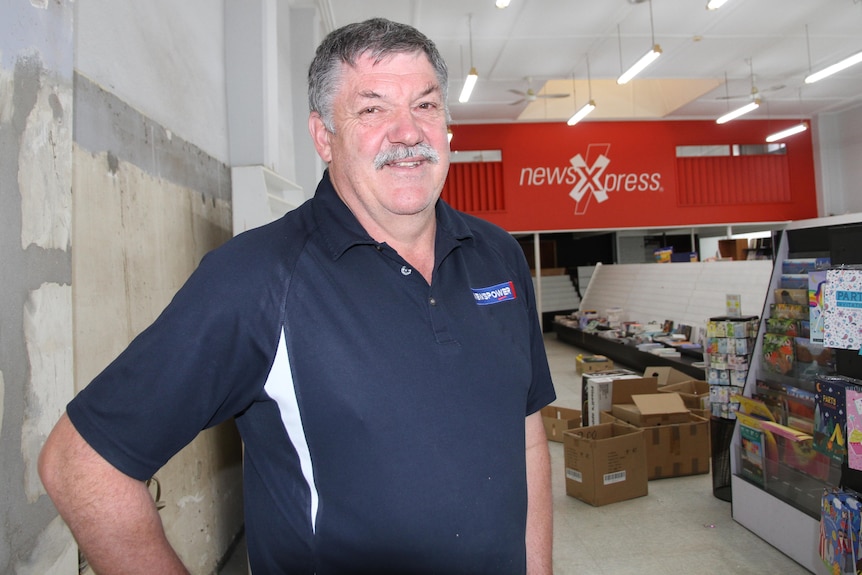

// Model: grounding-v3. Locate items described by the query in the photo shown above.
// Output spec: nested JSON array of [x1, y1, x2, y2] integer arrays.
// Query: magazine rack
[[731, 213, 862, 574]]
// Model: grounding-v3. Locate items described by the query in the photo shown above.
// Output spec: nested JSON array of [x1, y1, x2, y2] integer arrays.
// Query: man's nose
[[387, 108, 423, 147]]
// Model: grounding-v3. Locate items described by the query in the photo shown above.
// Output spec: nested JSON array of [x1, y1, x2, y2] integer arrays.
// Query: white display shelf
[[731, 476, 829, 574], [732, 212, 862, 575]]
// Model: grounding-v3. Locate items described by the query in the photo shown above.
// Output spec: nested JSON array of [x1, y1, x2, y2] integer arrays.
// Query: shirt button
[[429, 297, 437, 306], [401, 266, 412, 276]]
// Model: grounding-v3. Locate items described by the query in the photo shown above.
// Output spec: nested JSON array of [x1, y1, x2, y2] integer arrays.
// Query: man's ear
[[308, 112, 333, 163]]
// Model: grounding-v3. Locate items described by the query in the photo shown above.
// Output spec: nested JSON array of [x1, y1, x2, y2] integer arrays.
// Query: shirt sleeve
[[67, 222, 294, 480]]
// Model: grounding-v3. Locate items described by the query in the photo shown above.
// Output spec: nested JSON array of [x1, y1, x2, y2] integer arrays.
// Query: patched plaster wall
[[0, 2, 77, 573], [69, 73, 243, 573], [2, 2, 244, 573]]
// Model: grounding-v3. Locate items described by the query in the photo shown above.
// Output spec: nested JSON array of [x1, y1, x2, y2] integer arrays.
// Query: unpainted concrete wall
[[2, 1, 245, 573], [70, 72, 243, 573], [1, 1, 77, 573]]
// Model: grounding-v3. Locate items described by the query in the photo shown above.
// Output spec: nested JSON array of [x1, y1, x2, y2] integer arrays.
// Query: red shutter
[[676, 155, 791, 206], [441, 162, 505, 213]]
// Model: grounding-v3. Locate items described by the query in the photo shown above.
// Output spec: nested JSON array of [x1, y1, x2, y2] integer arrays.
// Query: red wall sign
[[445, 120, 817, 233]]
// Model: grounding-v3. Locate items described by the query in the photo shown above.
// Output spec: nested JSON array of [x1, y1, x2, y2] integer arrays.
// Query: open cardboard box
[[611, 393, 690, 427], [643, 366, 693, 387], [607, 386, 710, 480], [582, 373, 658, 426], [563, 422, 648, 506], [541, 405, 581, 443], [659, 380, 710, 410], [641, 413, 711, 479]]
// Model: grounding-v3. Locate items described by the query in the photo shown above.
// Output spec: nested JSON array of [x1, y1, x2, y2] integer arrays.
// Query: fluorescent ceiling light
[[458, 68, 478, 103], [706, 0, 729, 9], [765, 123, 808, 143], [716, 98, 760, 124], [804, 50, 862, 84], [567, 100, 596, 126], [617, 45, 662, 85], [495, 0, 511, 7]]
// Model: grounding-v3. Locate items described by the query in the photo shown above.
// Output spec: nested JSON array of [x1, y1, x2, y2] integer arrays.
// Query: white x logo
[[569, 144, 611, 215]]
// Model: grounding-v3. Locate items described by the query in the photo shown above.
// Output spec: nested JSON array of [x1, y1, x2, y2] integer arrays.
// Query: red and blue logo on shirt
[[472, 281, 517, 305]]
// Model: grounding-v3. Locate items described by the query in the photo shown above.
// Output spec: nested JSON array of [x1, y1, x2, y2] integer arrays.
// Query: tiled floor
[[220, 332, 813, 574]]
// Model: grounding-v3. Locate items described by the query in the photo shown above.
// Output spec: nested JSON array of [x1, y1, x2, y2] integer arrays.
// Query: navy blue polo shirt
[[68, 171, 556, 574]]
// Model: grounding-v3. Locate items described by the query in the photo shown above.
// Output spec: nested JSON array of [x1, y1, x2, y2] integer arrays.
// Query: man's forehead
[[342, 54, 440, 94], [347, 50, 436, 75]]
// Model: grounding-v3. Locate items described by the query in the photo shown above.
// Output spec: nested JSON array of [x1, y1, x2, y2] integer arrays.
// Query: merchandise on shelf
[[823, 268, 862, 351], [705, 315, 759, 418], [819, 489, 862, 574], [813, 374, 862, 464]]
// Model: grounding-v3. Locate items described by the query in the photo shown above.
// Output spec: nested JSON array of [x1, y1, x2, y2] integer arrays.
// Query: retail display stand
[[731, 214, 862, 574]]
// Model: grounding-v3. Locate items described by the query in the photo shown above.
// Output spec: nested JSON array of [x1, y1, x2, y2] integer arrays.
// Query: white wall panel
[[580, 260, 773, 335]]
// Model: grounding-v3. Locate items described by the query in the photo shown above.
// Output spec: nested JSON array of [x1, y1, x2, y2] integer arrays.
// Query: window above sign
[[676, 143, 787, 157]]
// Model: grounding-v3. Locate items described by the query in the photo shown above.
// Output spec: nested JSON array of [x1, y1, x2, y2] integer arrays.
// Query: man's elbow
[[38, 413, 73, 501]]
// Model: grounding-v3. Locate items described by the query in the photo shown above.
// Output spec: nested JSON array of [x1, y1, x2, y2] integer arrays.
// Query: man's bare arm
[[525, 411, 553, 575], [39, 413, 189, 575]]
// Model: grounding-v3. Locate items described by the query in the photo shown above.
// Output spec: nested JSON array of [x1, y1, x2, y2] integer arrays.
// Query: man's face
[[310, 50, 450, 227]]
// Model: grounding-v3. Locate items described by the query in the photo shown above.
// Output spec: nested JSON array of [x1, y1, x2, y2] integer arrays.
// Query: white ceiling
[[316, 0, 862, 125]]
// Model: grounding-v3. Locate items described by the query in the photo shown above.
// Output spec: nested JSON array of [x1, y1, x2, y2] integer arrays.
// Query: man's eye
[[360, 107, 378, 115], [418, 102, 437, 110]]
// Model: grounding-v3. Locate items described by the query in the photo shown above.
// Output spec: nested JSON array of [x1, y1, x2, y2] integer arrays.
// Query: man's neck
[[365, 213, 437, 284]]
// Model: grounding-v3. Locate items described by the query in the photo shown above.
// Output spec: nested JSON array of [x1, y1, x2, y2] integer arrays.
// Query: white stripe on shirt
[[264, 328, 319, 532]]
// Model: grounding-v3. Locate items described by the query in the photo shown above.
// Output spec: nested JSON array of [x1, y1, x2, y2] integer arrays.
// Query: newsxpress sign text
[[518, 143, 663, 216]]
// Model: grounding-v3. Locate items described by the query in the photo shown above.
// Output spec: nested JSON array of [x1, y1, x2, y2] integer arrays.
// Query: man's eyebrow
[[419, 84, 441, 99], [356, 84, 440, 101]]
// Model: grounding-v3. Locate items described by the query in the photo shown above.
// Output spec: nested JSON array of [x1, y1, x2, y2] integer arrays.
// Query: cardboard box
[[642, 414, 711, 479], [659, 380, 711, 410], [563, 423, 648, 506], [643, 366, 692, 387], [718, 238, 749, 261], [608, 385, 711, 480], [611, 393, 691, 427], [582, 373, 658, 426], [541, 405, 581, 442], [576, 354, 614, 374]]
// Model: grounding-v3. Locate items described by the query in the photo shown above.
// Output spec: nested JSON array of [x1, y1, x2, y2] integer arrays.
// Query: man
[[39, 18, 555, 574]]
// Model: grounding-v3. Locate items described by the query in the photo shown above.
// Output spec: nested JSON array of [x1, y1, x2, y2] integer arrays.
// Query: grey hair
[[308, 18, 450, 132]]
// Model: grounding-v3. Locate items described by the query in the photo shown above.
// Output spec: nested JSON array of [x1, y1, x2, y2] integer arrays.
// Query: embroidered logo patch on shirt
[[472, 281, 517, 305]]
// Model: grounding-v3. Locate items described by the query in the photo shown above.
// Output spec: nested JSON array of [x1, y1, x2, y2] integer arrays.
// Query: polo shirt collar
[[311, 170, 474, 261]]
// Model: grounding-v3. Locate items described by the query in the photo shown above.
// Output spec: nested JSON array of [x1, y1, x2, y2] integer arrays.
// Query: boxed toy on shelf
[[819, 489, 862, 574]]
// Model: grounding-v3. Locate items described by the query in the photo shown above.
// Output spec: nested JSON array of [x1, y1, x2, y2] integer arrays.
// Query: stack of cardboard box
[[564, 366, 712, 506]]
